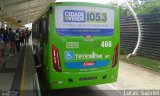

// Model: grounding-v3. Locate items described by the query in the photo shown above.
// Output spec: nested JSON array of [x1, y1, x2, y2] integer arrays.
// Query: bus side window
[[38, 20, 41, 39], [32, 24, 35, 39], [35, 21, 40, 39], [42, 18, 49, 43]]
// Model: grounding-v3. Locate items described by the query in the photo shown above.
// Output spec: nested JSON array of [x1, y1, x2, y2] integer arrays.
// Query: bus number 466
[[101, 41, 112, 47]]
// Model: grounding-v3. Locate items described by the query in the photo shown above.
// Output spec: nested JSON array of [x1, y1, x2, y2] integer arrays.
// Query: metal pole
[[123, 0, 142, 58]]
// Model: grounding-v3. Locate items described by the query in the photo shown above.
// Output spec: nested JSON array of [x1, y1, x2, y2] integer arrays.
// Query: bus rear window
[[55, 6, 114, 36]]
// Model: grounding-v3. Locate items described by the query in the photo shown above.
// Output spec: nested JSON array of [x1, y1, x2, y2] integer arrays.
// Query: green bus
[[32, 2, 120, 89]]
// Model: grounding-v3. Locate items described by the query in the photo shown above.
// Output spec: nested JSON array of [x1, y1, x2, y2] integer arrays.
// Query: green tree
[[120, 0, 160, 17]]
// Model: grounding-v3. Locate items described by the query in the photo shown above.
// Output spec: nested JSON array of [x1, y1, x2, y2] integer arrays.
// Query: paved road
[[110, 61, 160, 90], [38, 72, 123, 96]]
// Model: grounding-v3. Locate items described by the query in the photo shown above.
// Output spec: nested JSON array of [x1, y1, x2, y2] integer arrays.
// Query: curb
[[120, 59, 160, 73]]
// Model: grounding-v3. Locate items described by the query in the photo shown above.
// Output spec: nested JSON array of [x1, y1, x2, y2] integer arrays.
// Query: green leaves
[[120, 0, 160, 17]]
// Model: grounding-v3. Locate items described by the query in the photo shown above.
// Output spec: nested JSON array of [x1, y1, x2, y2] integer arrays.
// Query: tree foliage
[[120, 0, 160, 17]]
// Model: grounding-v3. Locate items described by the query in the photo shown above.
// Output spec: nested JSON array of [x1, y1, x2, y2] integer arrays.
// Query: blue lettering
[[90, 12, 95, 21]]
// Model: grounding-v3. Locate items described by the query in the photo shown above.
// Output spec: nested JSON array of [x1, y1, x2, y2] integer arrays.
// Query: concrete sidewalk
[[0, 45, 22, 90], [101, 61, 160, 90], [0, 45, 37, 96]]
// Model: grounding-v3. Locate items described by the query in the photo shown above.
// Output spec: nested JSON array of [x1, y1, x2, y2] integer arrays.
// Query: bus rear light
[[112, 44, 119, 68], [52, 45, 62, 72]]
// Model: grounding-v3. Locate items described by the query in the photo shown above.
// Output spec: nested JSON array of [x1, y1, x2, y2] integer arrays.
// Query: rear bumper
[[49, 68, 118, 89]]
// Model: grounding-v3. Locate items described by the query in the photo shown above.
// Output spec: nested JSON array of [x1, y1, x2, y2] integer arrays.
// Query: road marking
[[19, 54, 26, 96], [108, 84, 118, 90], [108, 84, 124, 96]]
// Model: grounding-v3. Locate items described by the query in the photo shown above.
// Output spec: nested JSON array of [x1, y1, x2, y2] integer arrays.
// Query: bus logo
[[63, 10, 85, 22], [65, 51, 74, 60]]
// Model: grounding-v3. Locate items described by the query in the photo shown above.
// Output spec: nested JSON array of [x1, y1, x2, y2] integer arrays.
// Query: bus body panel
[[32, 2, 120, 89]]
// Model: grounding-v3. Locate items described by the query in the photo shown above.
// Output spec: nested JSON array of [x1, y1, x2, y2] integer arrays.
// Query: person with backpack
[[15, 28, 21, 52]]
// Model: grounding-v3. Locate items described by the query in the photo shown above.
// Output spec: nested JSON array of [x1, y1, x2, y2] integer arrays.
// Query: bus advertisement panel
[[55, 6, 114, 36]]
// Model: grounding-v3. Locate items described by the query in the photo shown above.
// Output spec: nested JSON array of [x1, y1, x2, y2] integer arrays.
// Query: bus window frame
[[41, 11, 49, 43]]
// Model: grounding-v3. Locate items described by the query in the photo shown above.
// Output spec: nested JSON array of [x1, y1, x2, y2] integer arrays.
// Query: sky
[[25, 0, 125, 28]]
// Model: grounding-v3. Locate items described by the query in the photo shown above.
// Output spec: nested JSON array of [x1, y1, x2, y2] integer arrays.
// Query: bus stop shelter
[[0, 0, 55, 28]]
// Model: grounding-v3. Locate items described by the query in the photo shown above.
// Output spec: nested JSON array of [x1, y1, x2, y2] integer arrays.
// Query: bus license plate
[[83, 62, 94, 66]]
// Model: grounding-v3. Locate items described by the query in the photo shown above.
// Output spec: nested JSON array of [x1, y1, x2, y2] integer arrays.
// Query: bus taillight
[[112, 44, 119, 68], [52, 45, 62, 72]]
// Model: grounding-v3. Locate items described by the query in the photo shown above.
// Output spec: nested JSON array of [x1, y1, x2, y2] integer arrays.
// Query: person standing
[[0, 30, 5, 68], [8, 28, 16, 57], [15, 28, 21, 52], [0, 28, 5, 43], [21, 30, 25, 45], [24, 28, 29, 45], [0, 28, 7, 44], [20, 29, 24, 46]]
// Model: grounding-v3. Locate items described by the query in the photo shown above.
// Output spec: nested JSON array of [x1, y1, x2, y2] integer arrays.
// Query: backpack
[[15, 33, 20, 41], [0, 34, 3, 42], [24, 31, 29, 37], [0, 34, 4, 49]]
